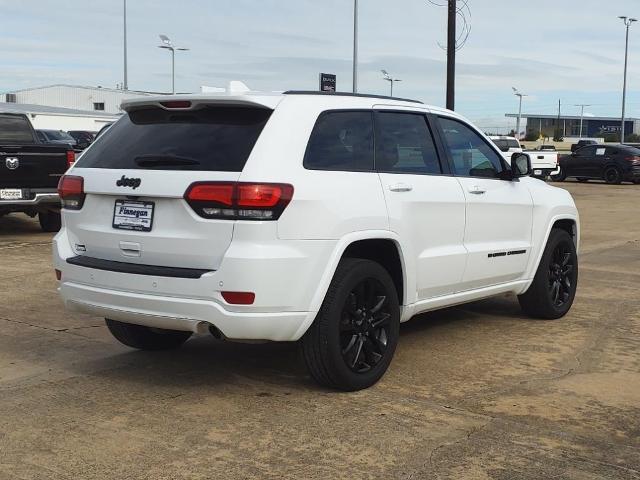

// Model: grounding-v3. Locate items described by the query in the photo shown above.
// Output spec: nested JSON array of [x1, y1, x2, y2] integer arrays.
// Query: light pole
[[158, 34, 189, 94], [381, 70, 401, 97], [574, 104, 591, 138], [619, 16, 636, 143], [123, 0, 128, 90], [353, 0, 358, 93], [512, 87, 528, 140]]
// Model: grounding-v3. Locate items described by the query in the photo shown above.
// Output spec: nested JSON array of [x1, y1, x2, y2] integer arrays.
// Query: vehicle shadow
[[79, 295, 528, 392], [0, 213, 46, 236]]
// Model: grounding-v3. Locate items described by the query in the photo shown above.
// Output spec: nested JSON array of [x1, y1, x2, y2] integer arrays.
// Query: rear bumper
[[0, 192, 59, 207], [60, 281, 312, 341]]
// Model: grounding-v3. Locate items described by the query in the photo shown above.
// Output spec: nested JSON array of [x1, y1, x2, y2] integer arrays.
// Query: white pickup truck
[[489, 136, 558, 179]]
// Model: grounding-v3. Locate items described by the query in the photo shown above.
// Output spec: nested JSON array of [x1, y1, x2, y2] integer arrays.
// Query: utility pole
[[123, 0, 128, 90], [555, 99, 561, 140], [446, 0, 456, 110], [574, 104, 591, 138], [619, 16, 636, 142], [352, 0, 358, 93]]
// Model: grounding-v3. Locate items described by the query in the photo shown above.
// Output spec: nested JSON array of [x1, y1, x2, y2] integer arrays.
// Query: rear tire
[[603, 167, 622, 185], [518, 229, 578, 319], [550, 167, 566, 182], [38, 211, 61, 232], [301, 258, 400, 391], [105, 319, 192, 350]]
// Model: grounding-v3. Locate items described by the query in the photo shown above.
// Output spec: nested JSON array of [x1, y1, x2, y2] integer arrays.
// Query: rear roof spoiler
[[121, 93, 283, 112]]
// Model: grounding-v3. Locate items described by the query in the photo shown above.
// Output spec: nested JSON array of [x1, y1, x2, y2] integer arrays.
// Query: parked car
[[54, 91, 580, 391], [553, 144, 640, 184], [489, 135, 558, 178], [68, 130, 96, 150], [94, 122, 113, 139], [570, 139, 598, 153], [0, 113, 75, 231], [37, 129, 77, 148]]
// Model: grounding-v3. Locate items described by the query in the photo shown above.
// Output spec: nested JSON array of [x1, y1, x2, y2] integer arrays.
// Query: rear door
[[435, 116, 533, 291], [65, 104, 273, 270], [375, 110, 467, 300]]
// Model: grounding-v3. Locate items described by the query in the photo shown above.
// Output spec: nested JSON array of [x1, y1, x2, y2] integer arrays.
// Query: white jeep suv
[[53, 91, 579, 391]]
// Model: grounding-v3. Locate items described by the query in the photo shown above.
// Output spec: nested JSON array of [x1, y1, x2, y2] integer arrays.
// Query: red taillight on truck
[[184, 182, 293, 220], [66, 150, 76, 168], [58, 175, 85, 210]]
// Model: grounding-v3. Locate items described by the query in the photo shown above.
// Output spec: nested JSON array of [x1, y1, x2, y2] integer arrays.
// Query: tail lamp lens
[[58, 175, 85, 210], [66, 150, 76, 168], [185, 182, 293, 220]]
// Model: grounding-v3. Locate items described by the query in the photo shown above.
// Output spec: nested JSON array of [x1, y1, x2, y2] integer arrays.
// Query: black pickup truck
[[0, 113, 74, 231]]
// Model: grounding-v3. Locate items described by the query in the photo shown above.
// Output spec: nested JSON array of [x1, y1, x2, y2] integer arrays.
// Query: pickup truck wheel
[[301, 258, 400, 391], [105, 319, 192, 350], [550, 167, 566, 182], [38, 211, 61, 232], [604, 167, 622, 185], [518, 229, 578, 319]]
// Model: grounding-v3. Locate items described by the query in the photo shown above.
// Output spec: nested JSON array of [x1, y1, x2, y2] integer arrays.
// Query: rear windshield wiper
[[134, 154, 201, 168]]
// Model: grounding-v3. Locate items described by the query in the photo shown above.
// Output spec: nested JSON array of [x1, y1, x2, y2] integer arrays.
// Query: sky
[[2, 0, 640, 131]]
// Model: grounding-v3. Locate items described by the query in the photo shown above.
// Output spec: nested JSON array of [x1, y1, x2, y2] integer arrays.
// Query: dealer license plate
[[112, 200, 154, 232], [0, 189, 22, 200]]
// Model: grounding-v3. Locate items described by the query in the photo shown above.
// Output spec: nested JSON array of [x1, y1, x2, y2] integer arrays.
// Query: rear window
[[75, 106, 272, 171], [491, 138, 519, 152], [0, 115, 35, 144]]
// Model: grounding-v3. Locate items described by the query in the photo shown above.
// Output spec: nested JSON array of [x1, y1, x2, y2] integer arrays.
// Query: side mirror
[[510, 152, 531, 178]]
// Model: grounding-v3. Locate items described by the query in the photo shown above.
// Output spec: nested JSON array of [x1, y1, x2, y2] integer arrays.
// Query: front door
[[436, 116, 534, 291], [375, 110, 467, 302]]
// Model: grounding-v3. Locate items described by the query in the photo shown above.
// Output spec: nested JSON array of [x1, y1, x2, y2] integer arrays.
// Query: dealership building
[[505, 113, 640, 138]]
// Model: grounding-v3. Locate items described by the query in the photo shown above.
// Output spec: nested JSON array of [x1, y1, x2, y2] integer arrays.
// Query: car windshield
[[44, 130, 74, 141]]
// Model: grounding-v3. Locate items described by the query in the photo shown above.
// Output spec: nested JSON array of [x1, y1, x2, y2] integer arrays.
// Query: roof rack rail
[[283, 90, 423, 104]]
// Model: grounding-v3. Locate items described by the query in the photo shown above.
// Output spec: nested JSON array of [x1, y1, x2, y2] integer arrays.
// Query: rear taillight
[[66, 150, 76, 168], [184, 182, 293, 220], [624, 155, 640, 165], [58, 175, 85, 210]]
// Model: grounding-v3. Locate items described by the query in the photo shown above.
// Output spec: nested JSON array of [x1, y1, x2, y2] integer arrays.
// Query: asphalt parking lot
[[0, 180, 638, 480]]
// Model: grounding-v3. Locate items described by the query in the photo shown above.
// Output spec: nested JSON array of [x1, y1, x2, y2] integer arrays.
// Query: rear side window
[[304, 111, 374, 171], [75, 106, 272, 171], [375, 112, 442, 174], [0, 115, 34, 144], [438, 117, 504, 178]]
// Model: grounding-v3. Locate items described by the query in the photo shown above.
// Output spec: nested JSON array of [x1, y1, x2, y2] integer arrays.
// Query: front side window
[[375, 112, 442, 174], [438, 117, 505, 178], [576, 146, 597, 157], [304, 111, 374, 171]]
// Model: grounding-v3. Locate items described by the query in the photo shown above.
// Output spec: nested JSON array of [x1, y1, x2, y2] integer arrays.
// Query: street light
[[512, 87, 528, 140], [123, 0, 128, 90], [353, 0, 358, 93], [619, 16, 636, 143], [382, 70, 402, 97], [574, 104, 591, 138], [158, 34, 189, 94]]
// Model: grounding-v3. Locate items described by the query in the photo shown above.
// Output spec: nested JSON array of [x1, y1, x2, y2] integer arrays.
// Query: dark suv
[[554, 144, 640, 184]]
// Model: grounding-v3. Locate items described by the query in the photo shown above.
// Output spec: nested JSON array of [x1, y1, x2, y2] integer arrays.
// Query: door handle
[[468, 186, 486, 195], [389, 183, 413, 192]]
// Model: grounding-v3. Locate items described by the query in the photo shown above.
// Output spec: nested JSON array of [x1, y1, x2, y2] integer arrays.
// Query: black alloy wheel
[[604, 167, 622, 185], [340, 278, 392, 373], [548, 242, 575, 308]]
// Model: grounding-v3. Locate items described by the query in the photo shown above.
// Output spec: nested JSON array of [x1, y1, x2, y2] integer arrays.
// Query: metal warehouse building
[[0, 102, 118, 132], [1, 84, 159, 115], [506, 113, 640, 138]]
